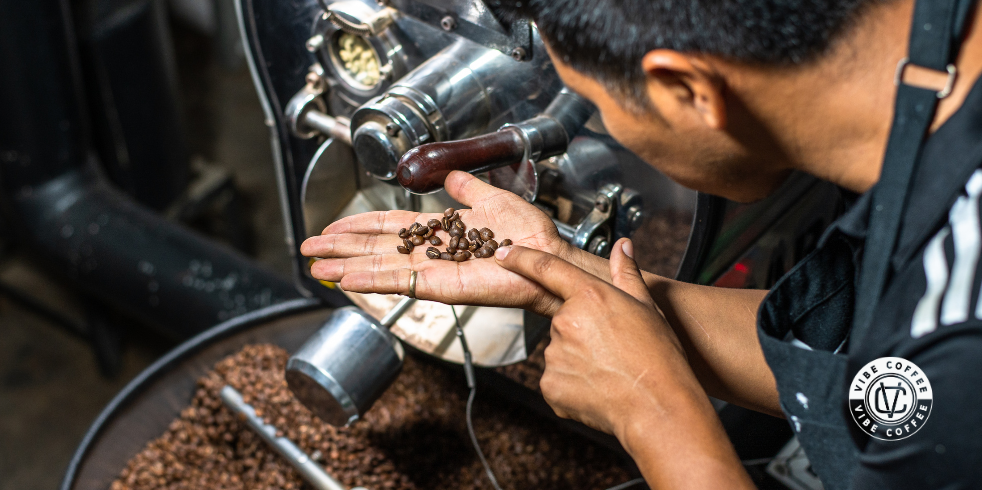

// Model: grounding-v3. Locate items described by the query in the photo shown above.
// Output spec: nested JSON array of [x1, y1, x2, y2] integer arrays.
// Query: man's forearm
[[564, 247, 781, 417], [645, 275, 781, 416]]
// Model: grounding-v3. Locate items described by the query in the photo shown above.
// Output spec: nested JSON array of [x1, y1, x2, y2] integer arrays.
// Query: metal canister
[[285, 305, 407, 426]]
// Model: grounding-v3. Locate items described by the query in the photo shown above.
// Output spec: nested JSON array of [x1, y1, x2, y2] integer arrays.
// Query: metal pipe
[[305, 111, 352, 146], [220, 385, 352, 490], [10, 167, 304, 337], [0, 0, 319, 339]]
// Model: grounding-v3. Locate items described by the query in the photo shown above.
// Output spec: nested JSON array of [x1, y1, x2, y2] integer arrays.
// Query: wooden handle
[[396, 129, 526, 194]]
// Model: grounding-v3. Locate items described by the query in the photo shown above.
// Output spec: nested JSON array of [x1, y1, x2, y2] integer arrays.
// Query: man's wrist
[[613, 375, 709, 451], [614, 379, 751, 488]]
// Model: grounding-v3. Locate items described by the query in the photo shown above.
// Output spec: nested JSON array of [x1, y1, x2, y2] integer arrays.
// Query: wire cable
[[741, 457, 775, 466], [451, 306, 503, 490], [604, 478, 647, 490]]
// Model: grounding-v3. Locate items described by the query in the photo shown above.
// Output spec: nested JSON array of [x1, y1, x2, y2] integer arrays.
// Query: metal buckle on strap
[[895, 57, 958, 99]]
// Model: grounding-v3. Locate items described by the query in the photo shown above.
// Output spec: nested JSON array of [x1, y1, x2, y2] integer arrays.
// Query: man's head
[[491, 0, 890, 201]]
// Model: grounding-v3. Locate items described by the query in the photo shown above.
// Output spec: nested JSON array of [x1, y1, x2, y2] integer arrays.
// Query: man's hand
[[493, 237, 692, 435], [495, 238, 755, 489], [300, 171, 573, 316]]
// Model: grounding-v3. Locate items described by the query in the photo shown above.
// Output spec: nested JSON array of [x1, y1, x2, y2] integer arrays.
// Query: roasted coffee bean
[[474, 238, 484, 248], [413, 225, 429, 236], [403, 238, 415, 252], [411, 235, 425, 246], [458, 237, 470, 249], [452, 252, 468, 262], [423, 227, 435, 238], [468, 242, 479, 253], [453, 219, 465, 231], [446, 246, 456, 255], [398, 228, 409, 239], [460, 250, 472, 260], [480, 228, 493, 241], [474, 248, 487, 258], [440, 252, 453, 261], [448, 236, 459, 250], [409, 222, 421, 234], [444, 207, 455, 218], [442, 217, 451, 231], [467, 228, 480, 241], [429, 236, 442, 246], [449, 226, 463, 238], [425, 247, 441, 259], [427, 219, 442, 230], [499, 238, 513, 247], [486, 239, 499, 251], [397, 245, 410, 254]]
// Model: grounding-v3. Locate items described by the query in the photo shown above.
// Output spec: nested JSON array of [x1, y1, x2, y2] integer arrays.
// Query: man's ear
[[641, 50, 726, 130]]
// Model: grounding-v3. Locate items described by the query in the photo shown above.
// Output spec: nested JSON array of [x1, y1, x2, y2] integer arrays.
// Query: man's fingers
[[339, 267, 446, 302], [444, 171, 513, 208], [609, 238, 656, 308], [494, 245, 603, 301], [320, 210, 441, 235], [310, 253, 426, 282], [301, 233, 415, 258]]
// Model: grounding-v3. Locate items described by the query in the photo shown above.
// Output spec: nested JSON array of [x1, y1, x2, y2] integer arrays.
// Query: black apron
[[756, 1, 975, 488]]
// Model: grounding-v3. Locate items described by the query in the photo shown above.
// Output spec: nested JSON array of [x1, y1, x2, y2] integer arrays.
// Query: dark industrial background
[[0, 3, 290, 487]]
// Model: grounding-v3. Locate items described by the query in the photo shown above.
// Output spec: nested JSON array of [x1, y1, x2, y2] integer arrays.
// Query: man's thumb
[[609, 238, 655, 307]]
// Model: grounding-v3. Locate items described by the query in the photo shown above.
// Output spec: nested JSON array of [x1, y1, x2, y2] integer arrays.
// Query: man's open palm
[[301, 171, 569, 315]]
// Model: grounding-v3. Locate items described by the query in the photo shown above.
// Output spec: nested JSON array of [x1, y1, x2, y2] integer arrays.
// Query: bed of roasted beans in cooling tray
[[112, 344, 635, 490]]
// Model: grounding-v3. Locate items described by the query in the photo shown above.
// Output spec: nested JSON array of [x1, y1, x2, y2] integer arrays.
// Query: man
[[301, 0, 982, 487]]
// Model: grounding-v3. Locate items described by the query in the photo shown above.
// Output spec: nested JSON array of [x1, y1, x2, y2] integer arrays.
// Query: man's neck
[[727, 0, 982, 194]]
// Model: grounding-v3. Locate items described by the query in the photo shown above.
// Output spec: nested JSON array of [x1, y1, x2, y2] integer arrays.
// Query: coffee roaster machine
[[58, 0, 840, 488], [239, 0, 843, 363]]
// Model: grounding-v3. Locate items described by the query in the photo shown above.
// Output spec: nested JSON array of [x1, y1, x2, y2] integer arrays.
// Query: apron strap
[[851, 0, 975, 349]]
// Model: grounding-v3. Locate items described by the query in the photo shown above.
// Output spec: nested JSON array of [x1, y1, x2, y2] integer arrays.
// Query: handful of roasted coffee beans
[[396, 207, 513, 262]]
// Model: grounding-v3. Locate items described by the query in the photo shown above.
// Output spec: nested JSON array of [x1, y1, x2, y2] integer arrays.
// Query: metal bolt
[[627, 205, 644, 229], [588, 236, 610, 257], [594, 195, 611, 213], [306, 34, 324, 53], [440, 15, 457, 31], [385, 123, 401, 136], [305, 72, 322, 87], [510, 47, 527, 61]]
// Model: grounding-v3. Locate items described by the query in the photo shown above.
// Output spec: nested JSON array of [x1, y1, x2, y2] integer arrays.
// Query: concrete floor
[[0, 18, 289, 490]]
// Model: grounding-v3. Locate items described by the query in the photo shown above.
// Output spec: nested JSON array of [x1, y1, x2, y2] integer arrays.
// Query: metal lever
[[325, 5, 397, 36], [381, 296, 415, 327], [284, 70, 352, 144]]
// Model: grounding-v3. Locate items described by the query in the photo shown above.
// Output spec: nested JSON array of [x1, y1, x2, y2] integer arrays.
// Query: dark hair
[[491, 0, 880, 107]]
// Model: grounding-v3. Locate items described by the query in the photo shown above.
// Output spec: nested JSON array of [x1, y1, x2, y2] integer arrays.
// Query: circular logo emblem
[[849, 357, 932, 441]]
